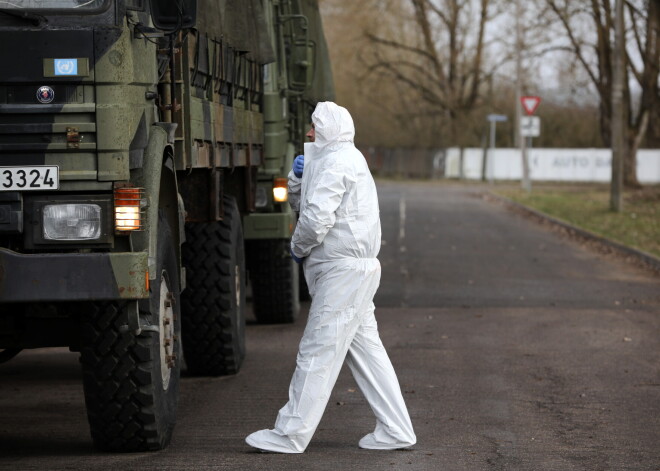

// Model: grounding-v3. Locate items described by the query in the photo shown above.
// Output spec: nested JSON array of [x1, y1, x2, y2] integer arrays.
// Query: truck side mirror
[[289, 40, 316, 91], [150, 0, 197, 31]]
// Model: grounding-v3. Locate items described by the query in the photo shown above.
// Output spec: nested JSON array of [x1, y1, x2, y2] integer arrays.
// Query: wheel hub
[[234, 264, 241, 308], [159, 273, 175, 389]]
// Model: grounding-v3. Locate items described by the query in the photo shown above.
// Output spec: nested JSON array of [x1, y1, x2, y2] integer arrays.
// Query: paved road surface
[[1, 181, 659, 470]]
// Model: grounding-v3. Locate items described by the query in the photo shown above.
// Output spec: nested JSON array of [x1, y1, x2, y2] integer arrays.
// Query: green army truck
[[0, 0, 334, 451]]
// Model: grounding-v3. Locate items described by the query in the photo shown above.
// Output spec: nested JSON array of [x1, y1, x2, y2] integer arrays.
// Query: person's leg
[[246, 265, 363, 453], [346, 306, 416, 449]]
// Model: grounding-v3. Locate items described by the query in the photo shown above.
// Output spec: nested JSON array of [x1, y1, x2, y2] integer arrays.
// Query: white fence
[[444, 148, 660, 183]]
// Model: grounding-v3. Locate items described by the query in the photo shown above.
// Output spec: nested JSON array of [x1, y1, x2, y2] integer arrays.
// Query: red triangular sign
[[521, 96, 541, 115]]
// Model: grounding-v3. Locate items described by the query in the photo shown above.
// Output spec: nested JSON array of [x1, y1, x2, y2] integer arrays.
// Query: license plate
[[0, 166, 59, 191]]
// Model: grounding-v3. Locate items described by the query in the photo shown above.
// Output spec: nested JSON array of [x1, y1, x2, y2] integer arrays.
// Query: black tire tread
[[80, 302, 162, 452], [181, 196, 245, 376], [247, 238, 299, 324]]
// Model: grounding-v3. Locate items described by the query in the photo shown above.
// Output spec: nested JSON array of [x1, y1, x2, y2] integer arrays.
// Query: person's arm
[[291, 161, 351, 258], [288, 169, 302, 212]]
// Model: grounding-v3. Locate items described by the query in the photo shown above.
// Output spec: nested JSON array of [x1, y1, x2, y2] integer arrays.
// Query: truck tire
[[180, 195, 246, 376], [80, 212, 181, 452], [246, 238, 300, 323]]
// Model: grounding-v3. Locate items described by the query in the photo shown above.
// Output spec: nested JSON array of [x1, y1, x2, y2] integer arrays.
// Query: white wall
[[445, 148, 660, 183]]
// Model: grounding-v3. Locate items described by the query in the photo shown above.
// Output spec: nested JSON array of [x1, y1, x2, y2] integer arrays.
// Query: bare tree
[[319, 0, 420, 146], [546, 0, 660, 188], [321, 0, 610, 149], [361, 0, 503, 147]]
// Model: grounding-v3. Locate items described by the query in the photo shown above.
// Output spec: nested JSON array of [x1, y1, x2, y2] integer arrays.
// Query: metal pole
[[481, 129, 488, 182], [515, 0, 521, 150], [489, 120, 496, 183]]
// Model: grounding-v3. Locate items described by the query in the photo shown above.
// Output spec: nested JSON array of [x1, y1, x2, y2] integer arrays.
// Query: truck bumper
[[243, 212, 294, 240], [0, 248, 149, 302]]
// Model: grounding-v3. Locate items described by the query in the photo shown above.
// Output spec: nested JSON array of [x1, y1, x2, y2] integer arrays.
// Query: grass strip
[[493, 184, 660, 258]]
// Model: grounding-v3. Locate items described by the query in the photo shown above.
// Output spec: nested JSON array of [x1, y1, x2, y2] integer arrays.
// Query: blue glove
[[293, 155, 304, 178], [290, 247, 304, 264]]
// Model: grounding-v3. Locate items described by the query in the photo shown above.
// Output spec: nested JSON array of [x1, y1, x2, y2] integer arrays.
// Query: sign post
[[486, 114, 507, 182], [519, 96, 541, 192]]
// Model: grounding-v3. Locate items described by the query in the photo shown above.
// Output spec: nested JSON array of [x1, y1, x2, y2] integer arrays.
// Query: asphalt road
[[1, 181, 659, 470]]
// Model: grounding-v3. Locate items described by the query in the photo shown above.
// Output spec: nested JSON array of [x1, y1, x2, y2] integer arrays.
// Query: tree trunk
[[624, 110, 650, 188], [623, 142, 640, 189], [610, 0, 624, 209]]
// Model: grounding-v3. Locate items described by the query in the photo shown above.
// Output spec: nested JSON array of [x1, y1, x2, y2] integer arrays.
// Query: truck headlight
[[43, 204, 102, 240]]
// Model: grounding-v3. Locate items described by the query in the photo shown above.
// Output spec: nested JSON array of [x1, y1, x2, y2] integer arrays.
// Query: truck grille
[[0, 84, 96, 165]]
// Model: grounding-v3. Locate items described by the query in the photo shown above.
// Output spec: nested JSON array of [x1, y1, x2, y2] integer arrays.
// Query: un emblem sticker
[[36, 86, 55, 104], [54, 58, 78, 76]]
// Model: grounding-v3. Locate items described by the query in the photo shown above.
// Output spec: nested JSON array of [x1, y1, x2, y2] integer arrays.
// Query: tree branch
[[628, 1, 644, 61], [411, 0, 447, 84], [364, 31, 437, 64], [366, 60, 449, 109], [547, 0, 603, 99], [466, 0, 489, 109], [426, 0, 450, 27]]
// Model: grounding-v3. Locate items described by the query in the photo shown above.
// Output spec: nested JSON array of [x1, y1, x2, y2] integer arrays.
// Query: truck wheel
[[180, 195, 246, 376], [246, 238, 300, 323], [80, 213, 181, 452]]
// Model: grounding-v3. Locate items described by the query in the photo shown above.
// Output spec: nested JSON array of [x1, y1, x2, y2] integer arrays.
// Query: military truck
[[0, 0, 334, 452]]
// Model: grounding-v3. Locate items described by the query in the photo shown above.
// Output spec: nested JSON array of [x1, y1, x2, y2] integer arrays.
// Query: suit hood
[[311, 102, 355, 152]]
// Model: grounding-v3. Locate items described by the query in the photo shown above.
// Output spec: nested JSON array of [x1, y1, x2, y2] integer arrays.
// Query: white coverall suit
[[245, 102, 416, 453]]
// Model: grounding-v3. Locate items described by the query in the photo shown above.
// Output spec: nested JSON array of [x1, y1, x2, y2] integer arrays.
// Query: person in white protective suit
[[245, 102, 416, 453]]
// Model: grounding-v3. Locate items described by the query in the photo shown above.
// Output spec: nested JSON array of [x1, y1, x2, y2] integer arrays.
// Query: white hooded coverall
[[245, 102, 416, 453]]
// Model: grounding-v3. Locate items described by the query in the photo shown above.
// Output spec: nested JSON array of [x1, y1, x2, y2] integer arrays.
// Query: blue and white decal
[[54, 58, 78, 76]]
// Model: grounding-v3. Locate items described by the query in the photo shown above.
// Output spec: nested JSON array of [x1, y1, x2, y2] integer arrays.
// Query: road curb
[[484, 191, 660, 276]]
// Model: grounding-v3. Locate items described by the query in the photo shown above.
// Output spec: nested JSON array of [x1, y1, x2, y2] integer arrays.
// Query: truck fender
[[131, 125, 184, 292]]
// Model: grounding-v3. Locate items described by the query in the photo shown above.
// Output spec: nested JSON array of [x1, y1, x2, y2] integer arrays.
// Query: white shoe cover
[[245, 429, 304, 454], [358, 431, 416, 450]]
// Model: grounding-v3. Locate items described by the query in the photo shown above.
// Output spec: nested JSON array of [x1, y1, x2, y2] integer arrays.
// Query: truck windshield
[[0, 0, 107, 10]]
